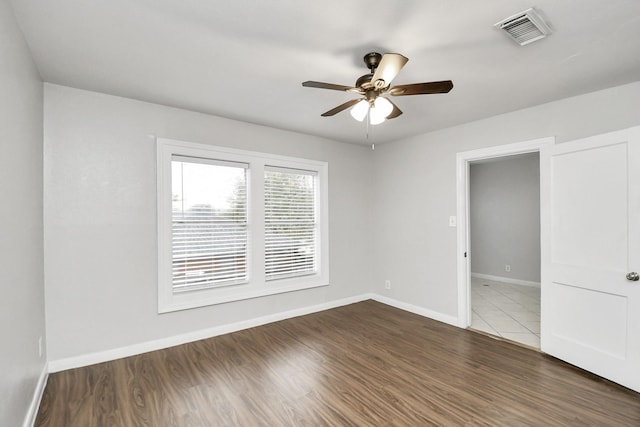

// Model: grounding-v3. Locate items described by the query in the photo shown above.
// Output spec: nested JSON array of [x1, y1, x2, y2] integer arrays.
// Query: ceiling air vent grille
[[495, 8, 551, 46]]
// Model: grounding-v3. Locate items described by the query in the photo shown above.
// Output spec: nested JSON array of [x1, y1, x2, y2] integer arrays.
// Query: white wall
[[373, 81, 640, 319], [43, 84, 375, 363], [42, 78, 640, 363], [470, 153, 540, 283], [0, 1, 46, 426]]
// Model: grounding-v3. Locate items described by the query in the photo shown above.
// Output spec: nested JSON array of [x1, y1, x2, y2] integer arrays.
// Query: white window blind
[[171, 156, 248, 292], [264, 166, 317, 281]]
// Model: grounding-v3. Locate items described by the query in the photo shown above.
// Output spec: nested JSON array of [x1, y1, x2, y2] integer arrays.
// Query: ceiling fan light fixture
[[369, 97, 393, 125], [350, 99, 369, 122], [374, 97, 393, 117], [369, 111, 386, 125]]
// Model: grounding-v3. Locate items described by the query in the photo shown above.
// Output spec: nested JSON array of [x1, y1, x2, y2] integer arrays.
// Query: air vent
[[495, 8, 551, 46]]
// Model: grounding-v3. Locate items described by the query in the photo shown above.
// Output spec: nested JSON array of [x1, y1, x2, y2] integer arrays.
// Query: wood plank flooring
[[35, 300, 640, 426]]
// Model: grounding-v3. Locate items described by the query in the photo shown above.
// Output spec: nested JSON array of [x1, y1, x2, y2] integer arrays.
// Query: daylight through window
[[171, 157, 248, 292], [265, 167, 317, 281]]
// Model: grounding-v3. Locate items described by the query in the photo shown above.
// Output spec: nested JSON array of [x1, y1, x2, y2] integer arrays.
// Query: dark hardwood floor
[[35, 300, 640, 426]]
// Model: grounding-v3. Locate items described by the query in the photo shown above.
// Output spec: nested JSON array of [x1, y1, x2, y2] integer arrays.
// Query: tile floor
[[470, 277, 541, 349]]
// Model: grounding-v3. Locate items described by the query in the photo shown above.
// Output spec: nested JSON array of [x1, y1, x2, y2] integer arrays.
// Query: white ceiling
[[10, 0, 640, 145]]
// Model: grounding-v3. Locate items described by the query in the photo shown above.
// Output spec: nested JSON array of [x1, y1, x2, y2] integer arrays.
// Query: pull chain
[[365, 108, 375, 149], [366, 108, 370, 141]]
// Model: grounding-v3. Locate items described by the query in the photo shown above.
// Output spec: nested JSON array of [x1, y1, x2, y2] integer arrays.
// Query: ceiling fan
[[302, 52, 454, 125]]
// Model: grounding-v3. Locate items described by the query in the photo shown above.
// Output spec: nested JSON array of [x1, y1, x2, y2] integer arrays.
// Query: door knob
[[627, 272, 640, 281]]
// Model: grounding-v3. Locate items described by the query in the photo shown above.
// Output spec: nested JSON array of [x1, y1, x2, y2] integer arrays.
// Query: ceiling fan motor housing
[[355, 73, 373, 89]]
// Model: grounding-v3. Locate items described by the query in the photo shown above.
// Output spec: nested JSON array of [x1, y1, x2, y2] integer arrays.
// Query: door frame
[[455, 137, 555, 328]]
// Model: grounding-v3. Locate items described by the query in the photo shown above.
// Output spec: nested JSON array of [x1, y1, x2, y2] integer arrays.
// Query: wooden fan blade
[[387, 100, 403, 119], [371, 53, 408, 89], [321, 98, 362, 117], [302, 81, 357, 92], [388, 80, 454, 96]]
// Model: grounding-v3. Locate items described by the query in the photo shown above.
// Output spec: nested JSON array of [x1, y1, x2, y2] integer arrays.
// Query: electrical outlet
[[38, 336, 43, 358], [505, 264, 511, 272], [385, 279, 391, 289]]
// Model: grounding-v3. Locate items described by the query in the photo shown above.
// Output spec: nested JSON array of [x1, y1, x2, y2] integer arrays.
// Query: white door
[[541, 126, 640, 392]]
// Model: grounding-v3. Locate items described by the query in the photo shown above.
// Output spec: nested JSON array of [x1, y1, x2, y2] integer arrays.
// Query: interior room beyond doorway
[[468, 152, 541, 348]]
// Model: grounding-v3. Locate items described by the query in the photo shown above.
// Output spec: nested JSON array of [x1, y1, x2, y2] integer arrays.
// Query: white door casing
[[456, 137, 554, 328], [540, 126, 640, 392]]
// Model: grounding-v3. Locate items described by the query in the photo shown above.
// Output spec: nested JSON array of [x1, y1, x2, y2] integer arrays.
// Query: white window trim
[[157, 138, 329, 313]]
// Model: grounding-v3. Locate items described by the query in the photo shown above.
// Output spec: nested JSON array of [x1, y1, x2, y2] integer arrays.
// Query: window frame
[[157, 138, 329, 313]]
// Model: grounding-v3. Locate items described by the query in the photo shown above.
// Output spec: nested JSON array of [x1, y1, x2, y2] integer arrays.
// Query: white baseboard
[[371, 294, 459, 327], [48, 294, 371, 372], [23, 363, 48, 427], [471, 272, 540, 288], [49, 293, 461, 372]]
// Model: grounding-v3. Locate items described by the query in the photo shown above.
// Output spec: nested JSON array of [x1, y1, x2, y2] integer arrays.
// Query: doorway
[[468, 152, 541, 348], [455, 138, 555, 347]]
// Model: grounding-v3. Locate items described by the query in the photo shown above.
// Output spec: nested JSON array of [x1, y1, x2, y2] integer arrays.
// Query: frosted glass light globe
[[369, 97, 393, 125], [350, 99, 369, 122]]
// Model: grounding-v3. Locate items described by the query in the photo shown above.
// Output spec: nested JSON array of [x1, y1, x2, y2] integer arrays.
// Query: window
[[157, 138, 329, 313], [264, 167, 317, 281], [171, 158, 248, 291]]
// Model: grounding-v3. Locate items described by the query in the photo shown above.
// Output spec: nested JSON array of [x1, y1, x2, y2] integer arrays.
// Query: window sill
[[158, 280, 330, 313]]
